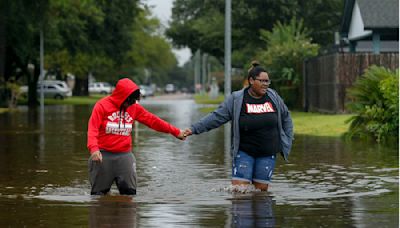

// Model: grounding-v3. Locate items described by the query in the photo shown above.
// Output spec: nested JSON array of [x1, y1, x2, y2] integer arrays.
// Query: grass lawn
[[291, 112, 353, 137], [193, 94, 225, 104], [0, 108, 8, 114], [18, 94, 105, 106], [44, 95, 104, 105], [193, 93, 353, 137]]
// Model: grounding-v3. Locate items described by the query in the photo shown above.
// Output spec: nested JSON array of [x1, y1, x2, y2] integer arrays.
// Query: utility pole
[[201, 53, 207, 94], [207, 62, 211, 88], [39, 28, 45, 126], [224, 0, 231, 97], [194, 50, 201, 93], [224, 0, 232, 155]]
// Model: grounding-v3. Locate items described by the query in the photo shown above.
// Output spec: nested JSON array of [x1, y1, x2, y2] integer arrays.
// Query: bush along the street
[[258, 18, 319, 109], [345, 65, 399, 143]]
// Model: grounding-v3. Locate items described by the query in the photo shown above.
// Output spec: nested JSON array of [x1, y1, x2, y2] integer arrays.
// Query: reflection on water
[[0, 99, 398, 227], [89, 195, 137, 228], [231, 194, 275, 227]]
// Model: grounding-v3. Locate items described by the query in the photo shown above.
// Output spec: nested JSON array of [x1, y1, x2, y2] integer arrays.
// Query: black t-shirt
[[239, 88, 280, 157]]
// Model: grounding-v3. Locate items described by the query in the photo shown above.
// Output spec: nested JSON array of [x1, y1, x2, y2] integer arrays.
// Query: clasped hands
[[176, 128, 193, 140]]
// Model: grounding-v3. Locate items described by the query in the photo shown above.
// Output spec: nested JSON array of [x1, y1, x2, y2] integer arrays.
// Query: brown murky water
[[0, 98, 398, 227]]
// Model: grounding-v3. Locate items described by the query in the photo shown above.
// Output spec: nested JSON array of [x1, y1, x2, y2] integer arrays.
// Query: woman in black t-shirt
[[184, 61, 293, 191]]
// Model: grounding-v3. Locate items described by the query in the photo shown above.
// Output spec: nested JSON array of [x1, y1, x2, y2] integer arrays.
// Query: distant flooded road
[[0, 96, 398, 227]]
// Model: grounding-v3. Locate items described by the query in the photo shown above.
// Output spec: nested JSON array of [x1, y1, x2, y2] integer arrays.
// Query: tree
[[258, 18, 319, 108], [166, 0, 343, 67], [46, 0, 140, 96], [0, 0, 50, 107], [126, 6, 178, 86], [1, 0, 181, 105]]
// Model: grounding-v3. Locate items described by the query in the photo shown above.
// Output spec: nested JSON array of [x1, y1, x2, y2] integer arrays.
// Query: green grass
[[18, 95, 105, 105], [196, 108, 353, 137], [193, 93, 225, 104], [44, 95, 104, 105], [291, 112, 353, 137], [0, 108, 8, 113]]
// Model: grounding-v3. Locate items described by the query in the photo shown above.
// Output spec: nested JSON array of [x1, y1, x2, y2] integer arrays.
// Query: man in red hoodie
[[87, 78, 186, 195]]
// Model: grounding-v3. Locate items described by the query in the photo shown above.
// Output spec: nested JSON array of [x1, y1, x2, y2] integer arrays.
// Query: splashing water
[[213, 184, 262, 194]]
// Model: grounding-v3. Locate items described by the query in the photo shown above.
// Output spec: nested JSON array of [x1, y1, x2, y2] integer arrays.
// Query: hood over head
[[109, 78, 139, 107]]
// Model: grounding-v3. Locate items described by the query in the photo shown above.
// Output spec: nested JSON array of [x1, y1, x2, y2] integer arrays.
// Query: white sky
[[146, 0, 191, 66]]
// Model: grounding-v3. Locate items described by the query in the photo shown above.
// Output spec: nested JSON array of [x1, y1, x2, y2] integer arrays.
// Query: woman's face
[[250, 72, 270, 96], [122, 90, 140, 109], [122, 101, 131, 109], [122, 98, 136, 109]]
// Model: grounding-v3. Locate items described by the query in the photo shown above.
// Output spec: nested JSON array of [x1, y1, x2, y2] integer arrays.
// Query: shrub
[[346, 65, 399, 143], [258, 18, 319, 108]]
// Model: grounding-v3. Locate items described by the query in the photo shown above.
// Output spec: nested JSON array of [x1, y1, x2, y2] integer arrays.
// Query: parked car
[[89, 82, 113, 95], [164, 84, 175, 94], [41, 80, 72, 97], [20, 80, 72, 99], [140, 85, 155, 98]]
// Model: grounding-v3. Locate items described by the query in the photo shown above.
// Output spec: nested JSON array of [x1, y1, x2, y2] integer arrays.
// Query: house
[[340, 0, 399, 53], [303, 0, 399, 113]]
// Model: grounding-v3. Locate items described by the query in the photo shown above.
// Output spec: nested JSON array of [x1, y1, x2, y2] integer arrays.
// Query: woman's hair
[[247, 60, 267, 80], [124, 89, 141, 106]]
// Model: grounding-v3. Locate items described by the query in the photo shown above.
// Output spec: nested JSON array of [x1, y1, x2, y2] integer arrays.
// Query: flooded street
[[0, 97, 398, 227]]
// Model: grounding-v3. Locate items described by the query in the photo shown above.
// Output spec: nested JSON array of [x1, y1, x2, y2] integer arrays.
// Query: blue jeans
[[232, 150, 276, 184]]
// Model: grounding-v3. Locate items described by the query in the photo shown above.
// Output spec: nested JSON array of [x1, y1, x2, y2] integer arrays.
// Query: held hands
[[90, 151, 103, 162], [176, 128, 193, 140], [183, 128, 193, 137], [176, 129, 187, 140]]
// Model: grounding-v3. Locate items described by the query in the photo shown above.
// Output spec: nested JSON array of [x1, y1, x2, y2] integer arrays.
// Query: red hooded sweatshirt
[[87, 78, 180, 154]]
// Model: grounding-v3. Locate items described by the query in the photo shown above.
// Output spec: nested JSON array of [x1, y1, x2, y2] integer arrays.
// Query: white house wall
[[348, 0, 372, 40]]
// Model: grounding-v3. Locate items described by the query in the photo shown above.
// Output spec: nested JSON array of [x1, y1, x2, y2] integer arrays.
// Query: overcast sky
[[146, 0, 191, 66]]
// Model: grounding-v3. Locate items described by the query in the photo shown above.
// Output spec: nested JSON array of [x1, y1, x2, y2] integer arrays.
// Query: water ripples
[[271, 164, 398, 205]]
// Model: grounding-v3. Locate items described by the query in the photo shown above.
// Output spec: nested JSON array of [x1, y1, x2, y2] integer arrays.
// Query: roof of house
[[359, 0, 398, 29], [341, 0, 399, 33]]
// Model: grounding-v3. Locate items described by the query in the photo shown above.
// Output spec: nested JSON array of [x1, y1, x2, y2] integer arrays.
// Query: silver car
[[140, 85, 155, 98], [89, 82, 113, 95], [20, 80, 72, 99]]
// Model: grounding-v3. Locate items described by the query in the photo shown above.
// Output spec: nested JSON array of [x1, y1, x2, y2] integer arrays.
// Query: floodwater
[[0, 97, 398, 227]]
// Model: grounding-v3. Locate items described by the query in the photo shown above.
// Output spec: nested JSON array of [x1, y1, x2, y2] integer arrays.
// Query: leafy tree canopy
[[167, 0, 343, 66]]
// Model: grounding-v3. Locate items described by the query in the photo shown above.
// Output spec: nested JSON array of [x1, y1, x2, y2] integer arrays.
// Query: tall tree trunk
[[73, 75, 89, 96], [0, 0, 7, 107], [0, 8, 6, 82], [27, 63, 40, 108], [0, 2, 5, 81]]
